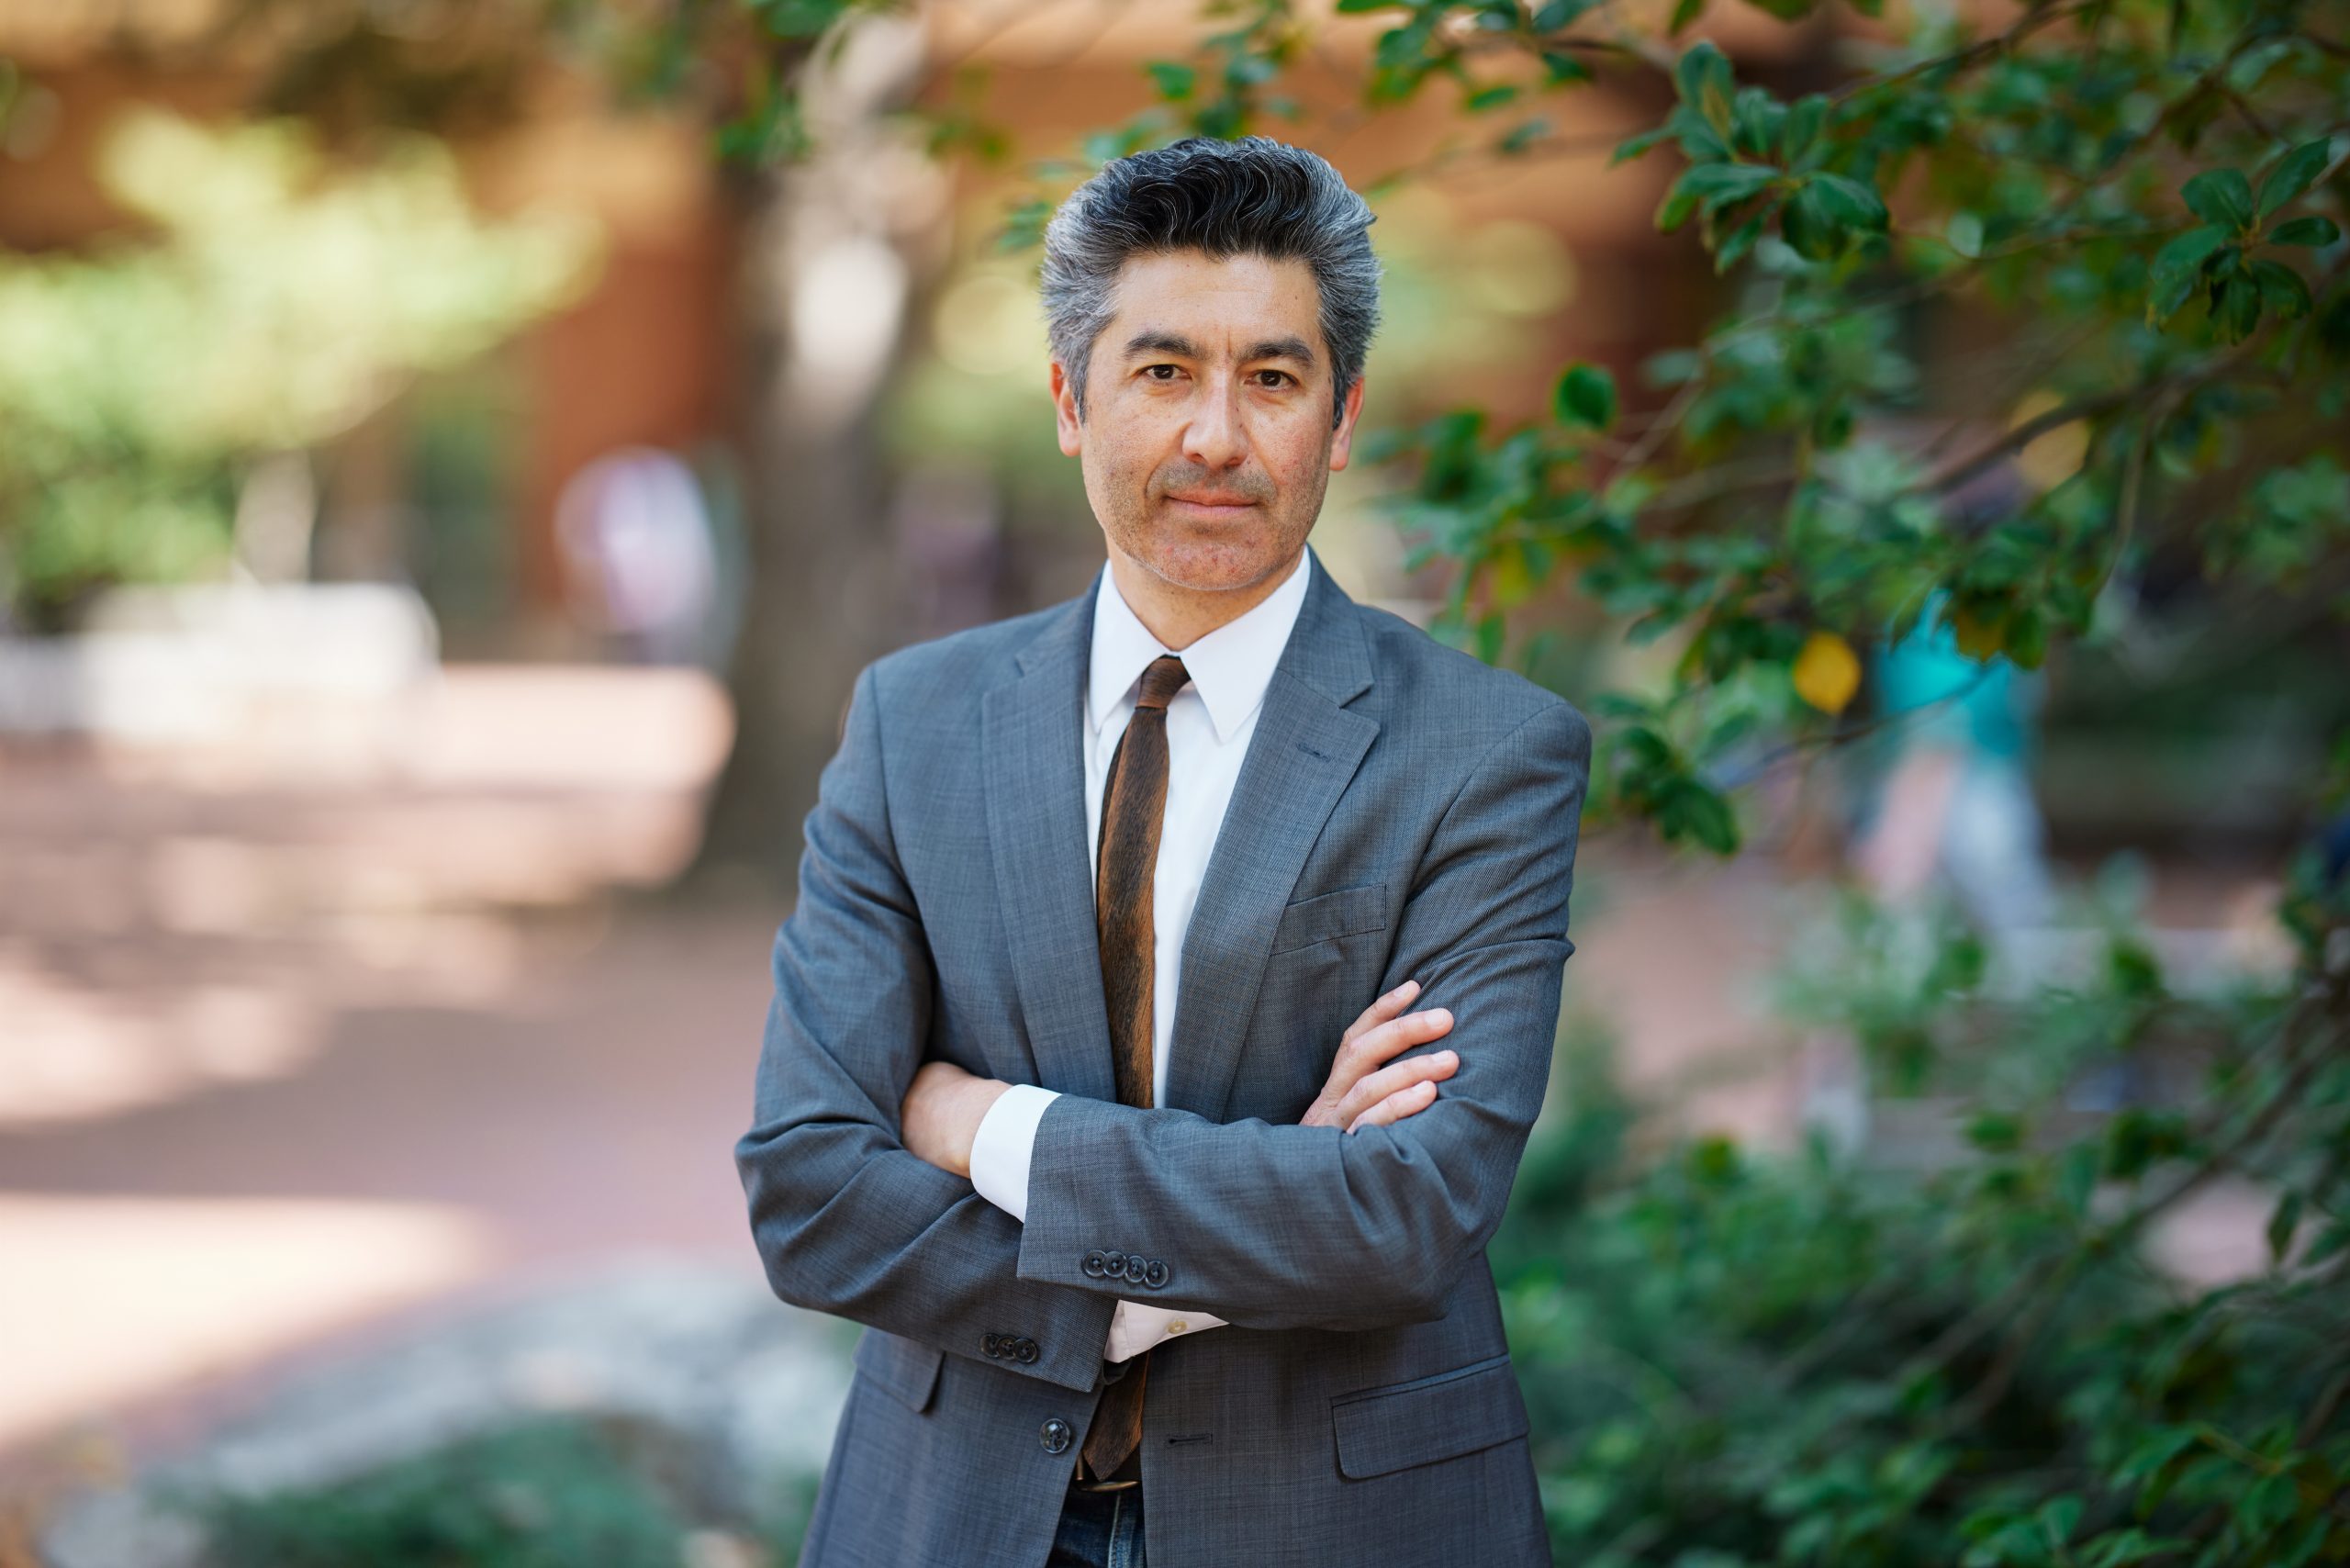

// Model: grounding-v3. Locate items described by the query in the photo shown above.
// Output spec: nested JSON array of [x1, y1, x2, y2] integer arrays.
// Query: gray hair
[[1040, 136, 1381, 429]]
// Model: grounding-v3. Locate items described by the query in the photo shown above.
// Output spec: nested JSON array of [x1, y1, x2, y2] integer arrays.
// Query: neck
[[1107, 545, 1304, 652]]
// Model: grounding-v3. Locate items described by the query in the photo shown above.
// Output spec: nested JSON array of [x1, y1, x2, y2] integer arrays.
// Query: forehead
[[1102, 249, 1324, 353]]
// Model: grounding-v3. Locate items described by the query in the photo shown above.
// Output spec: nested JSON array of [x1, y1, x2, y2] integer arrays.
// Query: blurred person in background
[[554, 446, 727, 666], [1800, 461, 2061, 1150], [736, 137, 1591, 1567], [1851, 464, 2057, 946]]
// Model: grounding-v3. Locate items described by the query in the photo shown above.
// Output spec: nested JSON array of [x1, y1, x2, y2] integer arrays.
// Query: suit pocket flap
[[1330, 1353, 1528, 1480], [854, 1328, 945, 1414], [1270, 881, 1389, 956]]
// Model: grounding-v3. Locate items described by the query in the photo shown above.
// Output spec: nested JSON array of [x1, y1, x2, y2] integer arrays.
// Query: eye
[[1142, 364, 1183, 382], [1254, 369, 1295, 388]]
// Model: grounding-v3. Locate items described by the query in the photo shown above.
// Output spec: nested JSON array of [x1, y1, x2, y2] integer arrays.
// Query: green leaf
[[1673, 161, 1782, 208], [2147, 225, 2228, 322], [1498, 117, 1551, 155], [1673, 41, 1731, 115], [1145, 61, 1196, 101], [2266, 1190, 2302, 1263], [2266, 214, 2340, 248], [1611, 125, 1670, 166], [753, 0, 849, 39], [1540, 51, 1592, 86], [1465, 83, 1519, 113], [2117, 1428, 2201, 1487], [1965, 1112, 2023, 1153], [1668, 0, 1707, 33], [2181, 168, 2255, 230], [1729, 86, 1785, 159], [2059, 1141, 2099, 1215], [1714, 212, 1766, 273], [1532, 0, 1600, 30], [1553, 363, 1618, 431], [2086, 1528, 2199, 1565], [1780, 180, 1848, 260], [1779, 94, 1828, 165], [2255, 137, 2334, 218], [1333, 0, 1396, 10], [2252, 258, 2313, 319], [1807, 173, 1888, 230], [1659, 778, 1740, 854], [2214, 274, 2263, 339]]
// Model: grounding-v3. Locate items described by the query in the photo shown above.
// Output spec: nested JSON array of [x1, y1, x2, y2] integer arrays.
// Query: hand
[[901, 1059, 1012, 1180], [1299, 980, 1459, 1134]]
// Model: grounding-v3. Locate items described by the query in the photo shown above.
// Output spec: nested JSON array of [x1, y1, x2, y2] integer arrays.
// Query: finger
[[1346, 1078, 1438, 1134], [1333, 1048, 1458, 1128], [1339, 979, 1420, 1049], [1337, 1006, 1454, 1085]]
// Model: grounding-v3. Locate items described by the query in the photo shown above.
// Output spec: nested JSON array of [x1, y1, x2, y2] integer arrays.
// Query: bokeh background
[[2, 2, 2344, 1564]]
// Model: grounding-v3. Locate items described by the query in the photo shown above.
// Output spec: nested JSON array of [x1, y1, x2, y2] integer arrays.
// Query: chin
[[1130, 527, 1298, 593]]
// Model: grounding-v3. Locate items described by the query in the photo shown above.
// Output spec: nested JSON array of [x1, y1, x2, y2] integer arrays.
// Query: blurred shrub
[[0, 109, 594, 627], [175, 1415, 814, 1568], [1496, 870, 2350, 1567]]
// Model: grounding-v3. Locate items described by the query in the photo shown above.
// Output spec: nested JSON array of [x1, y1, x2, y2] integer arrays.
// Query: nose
[[1181, 375, 1248, 472]]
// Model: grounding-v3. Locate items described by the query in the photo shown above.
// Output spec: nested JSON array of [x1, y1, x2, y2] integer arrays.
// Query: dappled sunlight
[[0, 960, 321, 1128], [0, 1195, 493, 1453], [0, 666, 731, 1133]]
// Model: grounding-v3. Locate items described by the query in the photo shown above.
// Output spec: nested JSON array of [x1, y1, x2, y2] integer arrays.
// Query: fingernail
[[1430, 1009, 1451, 1025], [1438, 1050, 1457, 1065]]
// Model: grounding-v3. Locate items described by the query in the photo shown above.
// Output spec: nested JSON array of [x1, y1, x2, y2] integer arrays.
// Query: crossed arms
[[733, 662, 1591, 1393]]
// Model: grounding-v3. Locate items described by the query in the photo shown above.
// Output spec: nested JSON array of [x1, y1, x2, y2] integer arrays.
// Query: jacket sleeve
[[1013, 698, 1593, 1332], [733, 663, 1115, 1393]]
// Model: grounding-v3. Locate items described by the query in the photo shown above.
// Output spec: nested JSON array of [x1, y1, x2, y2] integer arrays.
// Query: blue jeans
[[1048, 1482, 1146, 1568]]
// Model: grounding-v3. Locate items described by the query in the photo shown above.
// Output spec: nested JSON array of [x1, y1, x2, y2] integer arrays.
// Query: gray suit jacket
[[736, 546, 1590, 1567]]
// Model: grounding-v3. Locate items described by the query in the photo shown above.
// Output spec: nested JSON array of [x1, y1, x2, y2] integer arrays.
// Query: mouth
[[1164, 494, 1259, 514]]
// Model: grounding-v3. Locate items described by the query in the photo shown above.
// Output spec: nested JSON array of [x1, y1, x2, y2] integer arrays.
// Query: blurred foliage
[[0, 109, 592, 626], [1497, 873, 2349, 1567], [177, 1415, 816, 1568]]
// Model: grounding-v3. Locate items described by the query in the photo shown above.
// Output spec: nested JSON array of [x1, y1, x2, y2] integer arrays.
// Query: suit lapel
[[982, 574, 1118, 1102], [1164, 554, 1378, 1122]]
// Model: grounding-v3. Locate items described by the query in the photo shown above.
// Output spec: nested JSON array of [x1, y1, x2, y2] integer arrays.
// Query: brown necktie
[[1080, 652, 1190, 1484]]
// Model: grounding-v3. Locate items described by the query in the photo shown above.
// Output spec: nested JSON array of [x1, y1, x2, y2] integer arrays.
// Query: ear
[[1050, 359, 1083, 456], [1327, 371, 1369, 472]]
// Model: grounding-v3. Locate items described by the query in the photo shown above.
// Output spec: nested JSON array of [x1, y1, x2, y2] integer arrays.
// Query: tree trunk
[[687, 16, 938, 894]]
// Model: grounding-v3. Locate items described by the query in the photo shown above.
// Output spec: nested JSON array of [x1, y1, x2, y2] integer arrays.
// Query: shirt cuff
[[1105, 1300, 1230, 1362], [968, 1083, 1059, 1223]]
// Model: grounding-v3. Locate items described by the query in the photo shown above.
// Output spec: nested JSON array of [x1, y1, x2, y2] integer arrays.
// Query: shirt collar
[[1087, 544, 1315, 746]]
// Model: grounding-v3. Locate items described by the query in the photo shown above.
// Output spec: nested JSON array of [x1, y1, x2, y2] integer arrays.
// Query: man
[[736, 135, 1591, 1567]]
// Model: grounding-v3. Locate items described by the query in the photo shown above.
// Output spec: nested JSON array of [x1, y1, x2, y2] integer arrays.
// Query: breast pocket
[[1269, 881, 1389, 957], [1329, 1353, 1529, 1480]]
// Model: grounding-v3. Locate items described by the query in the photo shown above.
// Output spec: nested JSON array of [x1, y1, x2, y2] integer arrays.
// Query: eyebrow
[[1122, 330, 1317, 368]]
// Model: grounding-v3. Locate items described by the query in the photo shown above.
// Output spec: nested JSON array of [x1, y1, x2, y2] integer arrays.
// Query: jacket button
[[1041, 1417, 1074, 1455], [1125, 1254, 1151, 1284], [982, 1332, 1002, 1357], [1082, 1249, 1109, 1278], [1102, 1252, 1127, 1280], [1144, 1260, 1169, 1290], [1016, 1338, 1039, 1363]]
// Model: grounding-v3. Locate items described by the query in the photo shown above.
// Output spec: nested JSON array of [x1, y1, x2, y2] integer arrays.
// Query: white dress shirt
[[968, 543, 1315, 1362]]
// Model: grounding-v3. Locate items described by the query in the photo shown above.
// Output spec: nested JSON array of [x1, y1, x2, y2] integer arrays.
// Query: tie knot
[[1135, 655, 1191, 712]]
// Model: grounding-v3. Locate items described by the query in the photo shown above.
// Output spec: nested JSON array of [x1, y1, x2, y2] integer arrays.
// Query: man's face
[[1051, 248, 1365, 596]]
